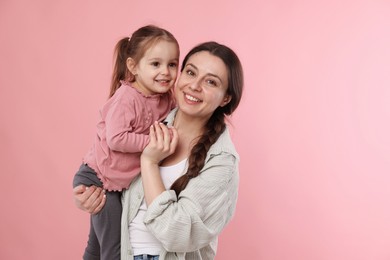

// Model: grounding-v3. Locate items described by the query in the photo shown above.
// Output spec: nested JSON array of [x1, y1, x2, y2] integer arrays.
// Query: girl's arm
[[105, 98, 150, 153]]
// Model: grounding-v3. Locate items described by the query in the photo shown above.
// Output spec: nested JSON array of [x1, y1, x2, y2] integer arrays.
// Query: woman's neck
[[173, 110, 207, 136], [160, 110, 206, 166]]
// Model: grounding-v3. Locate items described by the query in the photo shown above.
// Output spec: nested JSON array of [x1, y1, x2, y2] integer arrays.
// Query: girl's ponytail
[[109, 38, 131, 98]]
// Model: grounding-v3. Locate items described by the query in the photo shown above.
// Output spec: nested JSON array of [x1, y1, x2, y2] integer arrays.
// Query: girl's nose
[[161, 65, 170, 75]]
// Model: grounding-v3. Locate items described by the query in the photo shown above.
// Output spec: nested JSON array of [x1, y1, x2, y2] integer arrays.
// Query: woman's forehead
[[186, 51, 228, 80]]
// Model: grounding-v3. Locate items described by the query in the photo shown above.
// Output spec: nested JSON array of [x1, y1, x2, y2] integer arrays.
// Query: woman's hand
[[141, 121, 179, 165], [141, 122, 179, 205], [73, 185, 106, 214]]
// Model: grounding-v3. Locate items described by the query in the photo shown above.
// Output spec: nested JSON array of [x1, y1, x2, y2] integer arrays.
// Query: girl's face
[[175, 51, 231, 120], [128, 40, 179, 96]]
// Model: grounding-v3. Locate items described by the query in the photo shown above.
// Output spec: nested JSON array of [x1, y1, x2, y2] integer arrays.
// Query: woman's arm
[[73, 185, 106, 214], [138, 122, 239, 252], [144, 152, 239, 252]]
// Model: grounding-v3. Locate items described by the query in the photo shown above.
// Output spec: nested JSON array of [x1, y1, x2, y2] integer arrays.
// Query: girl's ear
[[126, 58, 137, 75], [220, 95, 232, 107]]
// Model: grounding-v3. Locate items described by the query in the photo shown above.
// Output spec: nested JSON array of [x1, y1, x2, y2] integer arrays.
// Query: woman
[[74, 41, 244, 260]]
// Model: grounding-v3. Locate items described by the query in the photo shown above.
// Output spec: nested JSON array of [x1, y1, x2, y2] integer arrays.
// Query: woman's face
[[175, 51, 231, 120]]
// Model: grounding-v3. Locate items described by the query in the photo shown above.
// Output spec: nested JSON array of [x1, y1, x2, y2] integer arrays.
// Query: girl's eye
[[151, 62, 160, 67], [169, 63, 177, 68]]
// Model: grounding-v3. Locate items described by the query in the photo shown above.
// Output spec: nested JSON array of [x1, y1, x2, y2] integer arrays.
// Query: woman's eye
[[207, 79, 217, 86], [186, 69, 195, 76]]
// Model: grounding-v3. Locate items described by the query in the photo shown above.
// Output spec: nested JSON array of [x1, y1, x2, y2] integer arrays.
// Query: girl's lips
[[156, 79, 171, 87]]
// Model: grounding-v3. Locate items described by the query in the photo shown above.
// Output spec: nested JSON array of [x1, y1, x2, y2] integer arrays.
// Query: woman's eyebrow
[[186, 63, 197, 70]]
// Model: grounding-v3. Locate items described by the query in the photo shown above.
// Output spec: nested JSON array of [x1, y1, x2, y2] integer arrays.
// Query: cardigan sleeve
[[143, 152, 239, 252], [105, 96, 149, 153]]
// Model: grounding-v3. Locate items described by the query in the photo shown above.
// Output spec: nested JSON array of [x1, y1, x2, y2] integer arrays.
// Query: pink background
[[1, 1, 390, 259]]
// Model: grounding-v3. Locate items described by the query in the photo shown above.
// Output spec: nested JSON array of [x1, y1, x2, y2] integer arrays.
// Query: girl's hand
[[141, 121, 178, 165], [73, 185, 106, 214]]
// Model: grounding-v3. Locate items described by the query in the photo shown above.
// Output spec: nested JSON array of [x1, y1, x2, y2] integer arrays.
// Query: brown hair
[[171, 41, 244, 196], [109, 25, 179, 98]]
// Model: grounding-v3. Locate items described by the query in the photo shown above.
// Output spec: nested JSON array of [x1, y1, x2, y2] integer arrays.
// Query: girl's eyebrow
[[186, 63, 223, 83], [147, 57, 161, 62]]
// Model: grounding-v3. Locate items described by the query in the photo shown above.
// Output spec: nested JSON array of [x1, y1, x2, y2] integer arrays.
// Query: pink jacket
[[83, 81, 175, 191]]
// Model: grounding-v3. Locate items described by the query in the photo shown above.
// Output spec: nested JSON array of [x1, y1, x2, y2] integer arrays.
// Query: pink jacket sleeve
[[104, 97, 149, 153]]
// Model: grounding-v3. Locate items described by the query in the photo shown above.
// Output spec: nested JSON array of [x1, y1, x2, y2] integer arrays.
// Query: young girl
[[73, 25, 179, 260]]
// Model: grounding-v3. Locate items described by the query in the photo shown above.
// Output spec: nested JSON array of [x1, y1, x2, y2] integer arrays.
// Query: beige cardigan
[[121, 109, 240, 260]]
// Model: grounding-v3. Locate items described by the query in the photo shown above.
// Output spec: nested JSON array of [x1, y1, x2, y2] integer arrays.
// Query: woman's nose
[[189, 80, 202, 91]]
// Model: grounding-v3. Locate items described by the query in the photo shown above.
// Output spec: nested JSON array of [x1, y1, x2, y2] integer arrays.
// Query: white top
[[129, 158, 188, 255]]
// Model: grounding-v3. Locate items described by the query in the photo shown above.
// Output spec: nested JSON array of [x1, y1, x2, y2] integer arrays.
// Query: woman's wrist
[[140, 156, 161, 175], [140, 155, 160, 167]]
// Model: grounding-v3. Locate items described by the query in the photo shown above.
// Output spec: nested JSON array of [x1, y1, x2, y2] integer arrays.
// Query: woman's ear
[[126, 58, 137, 75], [220, 95, 232, 107]]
